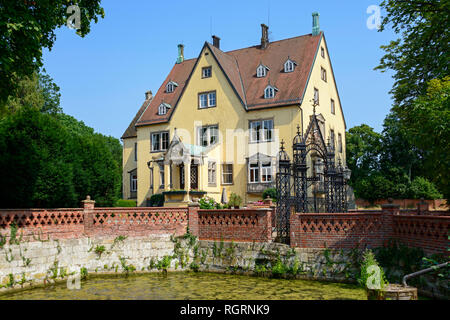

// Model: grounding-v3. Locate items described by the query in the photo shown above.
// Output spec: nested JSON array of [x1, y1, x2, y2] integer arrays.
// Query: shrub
[[262, 188, 278, 202], [149, 193, 164, 207], [228, 193, 242, 208], [199, 196, 216, 209], [115, 199, 137, 207], [358, 249, 388, 291], [408, 177, 442, 200]]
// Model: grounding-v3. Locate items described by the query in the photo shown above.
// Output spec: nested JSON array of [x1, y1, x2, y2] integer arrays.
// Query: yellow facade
[[122, 35, 346, 207]]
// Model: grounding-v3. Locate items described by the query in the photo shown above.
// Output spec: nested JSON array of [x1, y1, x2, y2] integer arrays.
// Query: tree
[[0, 0, 104, 105], [394, 77, 450, 199], [1, 71, 62, 117], [376, 0, 449, 107]]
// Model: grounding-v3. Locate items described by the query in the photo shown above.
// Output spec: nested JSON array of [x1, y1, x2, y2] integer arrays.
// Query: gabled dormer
[[158, 102, 171, 115], [284, 57, 297, 73], [256, 63, 270, 78], [166, 81, 179, 93], [264, 83, 278, 99]]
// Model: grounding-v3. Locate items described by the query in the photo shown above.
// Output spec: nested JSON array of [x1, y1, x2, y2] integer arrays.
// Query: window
[[321, 67, 327, 82], [199, 91, 216, 108], [202, 67, 212, 78], [250, 119, 273, 143], [284, 59, 296, 73], [134, 142, 137, 161], [130, 172, 137, 192], [208, 161, 216, 186], [256, 64, 269, 78], [166, 81, 178, 93], [198, 125, 218, 147], [321, 47, 325, 58], [222, 164, 233, 184], [314, 88, 319, 105], [158, 103, 170, 115], [264, 85, 277, 99], [249, 161, 273, 183], [338, 133, 343, 153], [151, 131, 169, 152], [331, 99, 335, 115], [158, 162, 165, 188], [330, 130, 335, 150]]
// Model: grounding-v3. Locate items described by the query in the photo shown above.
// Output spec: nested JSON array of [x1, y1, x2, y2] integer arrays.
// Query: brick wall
[[195, 209, 272, 242], [290, 206, 449, 256]]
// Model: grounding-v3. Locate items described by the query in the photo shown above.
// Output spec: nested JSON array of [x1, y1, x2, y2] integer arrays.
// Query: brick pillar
[[82, 195, 95, 235], [257, 208, 273, 241], [187, 202, 200, 237], [263, 196, 273, 207], [417, 198, 429, 215], [381, 199, 399, 243]]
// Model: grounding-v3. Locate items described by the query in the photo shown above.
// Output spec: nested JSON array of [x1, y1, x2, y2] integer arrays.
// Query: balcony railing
[[247, 182, 275, 194]]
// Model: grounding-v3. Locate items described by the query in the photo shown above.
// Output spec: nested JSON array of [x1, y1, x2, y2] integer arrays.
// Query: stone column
[[82, 195, 95, 235], [187, 201, 200, 237]]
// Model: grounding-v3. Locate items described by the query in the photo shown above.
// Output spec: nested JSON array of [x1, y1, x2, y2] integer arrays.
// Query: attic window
[[284, 58, 296, 73], [256, 64, 269, 78], [264, 85, 278, 99], [158, 103, 171, 115], [166, 81, 178, 93]]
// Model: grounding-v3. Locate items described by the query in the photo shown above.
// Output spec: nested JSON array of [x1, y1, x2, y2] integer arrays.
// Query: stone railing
[[193, 208, 273, 242]]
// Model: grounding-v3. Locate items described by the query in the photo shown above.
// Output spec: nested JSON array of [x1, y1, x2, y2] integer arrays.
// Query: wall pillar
[[82, 195, 95, 235], [381, 199, 399, 242], [187, 201, 200, 237]]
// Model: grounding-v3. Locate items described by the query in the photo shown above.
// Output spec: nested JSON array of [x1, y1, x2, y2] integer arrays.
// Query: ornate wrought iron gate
[[275, 110, 351, 244]]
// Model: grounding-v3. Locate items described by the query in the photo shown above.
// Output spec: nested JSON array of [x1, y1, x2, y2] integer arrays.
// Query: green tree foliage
[[0, 108, 122, 208], [376, 0, 449, 107], [0, 0, 104, 105], [346, 123, 441, 202]]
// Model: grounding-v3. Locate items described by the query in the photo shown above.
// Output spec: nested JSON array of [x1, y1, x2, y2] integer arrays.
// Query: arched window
[[158, 103, 170, 115], [284, 59, 296, 73], [257, 64, 269, 78], [166, 81, 178, 93], [264, 85, 277, 99]]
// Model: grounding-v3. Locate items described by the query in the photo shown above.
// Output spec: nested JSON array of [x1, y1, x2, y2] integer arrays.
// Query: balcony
[[247, 182, 275, 194]]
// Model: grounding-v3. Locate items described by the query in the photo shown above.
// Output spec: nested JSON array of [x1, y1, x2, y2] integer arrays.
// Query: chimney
[[176, 44, 184, 64], [312, 12, 320, 36], [145, 90, 153, 100], [212, 35, 221, 49], [261, 24, 269, 49]]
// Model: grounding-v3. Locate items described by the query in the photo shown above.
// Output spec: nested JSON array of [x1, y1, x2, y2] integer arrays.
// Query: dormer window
[[256, 64, 270, 78], [264, 85, 278, 99], [284, 58, 297, 73], [166, 81, 178, 93], [158, 103, 171, 115]]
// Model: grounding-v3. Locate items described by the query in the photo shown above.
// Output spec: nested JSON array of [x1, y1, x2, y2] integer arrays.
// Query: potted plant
[[228, 193, 243, 209]]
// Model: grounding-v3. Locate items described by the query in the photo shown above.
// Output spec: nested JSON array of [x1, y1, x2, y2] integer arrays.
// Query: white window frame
[[221, 164, 233, 185], [249, 119, 273, 143], [321, 67, 327, 82], [158, 104, 167, 115], [202, 67, 212, 78], [257, 65, 268, 78], [284, 60, 295, 73], [338, 133, 343, 153], [248, 161, 273, 184], [130, 173, 137, 192], [208, 161, 217, 186], [314, 88, 320, 105], [331, 99, 335, 115], [151, 131, 169, 152], [199, 91, 216, 108], [264, 86, 275, 99], [166, 83, 174, 93], [198, 125, 218, 147]]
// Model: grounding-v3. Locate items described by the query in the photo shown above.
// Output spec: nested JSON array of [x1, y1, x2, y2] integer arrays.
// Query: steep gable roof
[[134, 32, 325, 127], [121, 97, 152, 139]]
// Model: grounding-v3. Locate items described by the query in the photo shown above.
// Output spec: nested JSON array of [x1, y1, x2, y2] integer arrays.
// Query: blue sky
[[42, 0, 396, 140]]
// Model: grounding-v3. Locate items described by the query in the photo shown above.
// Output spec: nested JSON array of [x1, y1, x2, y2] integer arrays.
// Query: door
[[190, 164, 199, 190]]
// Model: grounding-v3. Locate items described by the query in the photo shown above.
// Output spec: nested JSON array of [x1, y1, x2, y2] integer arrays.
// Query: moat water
[[0, 272, 367, 300]]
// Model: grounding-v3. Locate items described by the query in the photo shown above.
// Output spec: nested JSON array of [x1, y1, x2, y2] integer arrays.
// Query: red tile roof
[[135, 32, 323, 127]]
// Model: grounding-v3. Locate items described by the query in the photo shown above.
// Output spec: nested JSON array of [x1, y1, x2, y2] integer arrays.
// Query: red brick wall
[[393, 215, 449, 256], [290, 210, 449, 256], [356, 198, 448, 210], [197, 209, 272, 242]]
